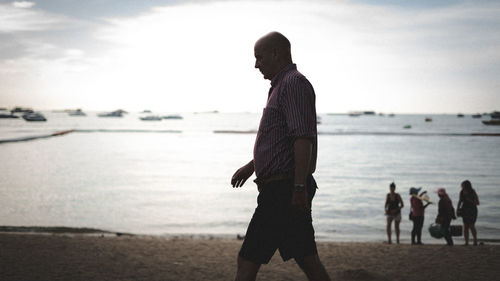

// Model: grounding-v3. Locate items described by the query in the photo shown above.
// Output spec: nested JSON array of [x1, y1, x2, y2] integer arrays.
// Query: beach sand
[[1, 233, 499, 281]]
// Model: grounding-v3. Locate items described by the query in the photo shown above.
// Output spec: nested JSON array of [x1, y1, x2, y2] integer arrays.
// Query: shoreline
[[2, 225, 499, 245], [1, 232, 499, 281]]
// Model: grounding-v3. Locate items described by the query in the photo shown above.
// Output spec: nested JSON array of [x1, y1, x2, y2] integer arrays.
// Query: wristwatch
[[294, 184, 306, 192]]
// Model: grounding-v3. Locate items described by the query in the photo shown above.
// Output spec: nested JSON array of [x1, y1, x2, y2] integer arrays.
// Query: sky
[[0, 0, 499, 114]]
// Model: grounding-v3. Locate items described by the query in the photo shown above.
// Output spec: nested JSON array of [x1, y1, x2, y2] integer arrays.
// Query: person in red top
[[231, 31, 330, 281], [409, 187, 431, 245]]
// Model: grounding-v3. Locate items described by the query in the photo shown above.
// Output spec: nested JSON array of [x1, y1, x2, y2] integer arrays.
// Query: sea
[[1, 111, 499, 243]]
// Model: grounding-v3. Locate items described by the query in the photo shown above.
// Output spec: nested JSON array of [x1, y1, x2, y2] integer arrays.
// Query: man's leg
[[295, 254, 331, 281], [235, 255, 261, 281]]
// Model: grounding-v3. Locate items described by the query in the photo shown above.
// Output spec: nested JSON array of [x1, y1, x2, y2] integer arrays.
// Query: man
[[231, 32, 331, 281]]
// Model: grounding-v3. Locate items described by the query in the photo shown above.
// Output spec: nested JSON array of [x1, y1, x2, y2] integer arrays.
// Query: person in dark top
[[231, 31, 331, 281], [409, 187, 431, 245], [436, 188, 456, 246], [384, 182, 404, 244], [457, 180, 480, 246]]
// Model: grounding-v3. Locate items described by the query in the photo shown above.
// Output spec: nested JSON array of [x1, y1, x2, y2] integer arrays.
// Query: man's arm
[[231, 160, 254, 188], [291, 138, 312, 212]]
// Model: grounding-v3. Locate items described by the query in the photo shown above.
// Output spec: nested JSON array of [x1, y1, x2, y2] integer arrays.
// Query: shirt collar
[[270, 63, 296, 87]]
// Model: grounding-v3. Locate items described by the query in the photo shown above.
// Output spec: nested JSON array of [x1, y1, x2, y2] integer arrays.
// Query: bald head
[[255, 32, 292, 61], [254, 31, 293, 80]]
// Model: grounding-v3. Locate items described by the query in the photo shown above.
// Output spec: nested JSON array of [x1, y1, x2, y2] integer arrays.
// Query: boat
[[68, 109, 86, 116], [482, 120, 500, 125], [490, 111, 500, 119], [11, 107, 34, 114], [22, 112, 46, 122], [403, 125, 412, 129], [140, 115, 162, 121], [98, 110, 123, 117], [0, 113, 19, 119], [457, 113, 464, 118], [162, 115, 183, 120], [425, 117, 432, 122], [471, 114, 482, 118]]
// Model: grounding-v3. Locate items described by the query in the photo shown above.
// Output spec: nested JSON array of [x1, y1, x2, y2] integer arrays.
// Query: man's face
[[254, 42, 276, 80]]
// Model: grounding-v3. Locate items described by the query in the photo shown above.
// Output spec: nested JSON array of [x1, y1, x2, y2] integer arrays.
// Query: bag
[[409, 211, 413, 221], [429, 223, 444, 239], [450, 225, 463, 237]]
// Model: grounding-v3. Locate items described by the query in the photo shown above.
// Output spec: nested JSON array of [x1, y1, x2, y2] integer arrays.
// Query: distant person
[[230, 31, 331, 281], [384, 182, 404, 244], [409, 187, 431, 245], [457, 180, 480, 246], [436, 188, 456, 246]]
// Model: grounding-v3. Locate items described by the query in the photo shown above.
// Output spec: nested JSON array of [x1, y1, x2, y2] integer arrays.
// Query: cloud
[[12, 1, 36, 9], [0, 2, 67, 33], [0, 0, 499, 112]]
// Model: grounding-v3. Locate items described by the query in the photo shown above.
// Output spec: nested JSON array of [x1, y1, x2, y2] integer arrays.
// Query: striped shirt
[[253, 64, 317, 179]]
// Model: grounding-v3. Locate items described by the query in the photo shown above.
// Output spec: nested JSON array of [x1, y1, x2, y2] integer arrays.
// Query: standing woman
[[436, 188, 456, 246], [385, 182, 404, 244], [409, 187, 431, 245], [457, 180, 480, 246]]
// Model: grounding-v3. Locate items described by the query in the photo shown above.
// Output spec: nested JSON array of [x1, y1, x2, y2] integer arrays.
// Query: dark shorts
[[462, 207, 477, 225], [238, 175, 318, 264]]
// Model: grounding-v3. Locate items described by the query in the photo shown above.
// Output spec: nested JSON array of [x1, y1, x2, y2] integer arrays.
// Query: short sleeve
[[280, 76, 316, 138]]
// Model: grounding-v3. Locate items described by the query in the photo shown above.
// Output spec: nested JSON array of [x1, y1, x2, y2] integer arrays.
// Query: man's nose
[[254, 61, 259, 68]]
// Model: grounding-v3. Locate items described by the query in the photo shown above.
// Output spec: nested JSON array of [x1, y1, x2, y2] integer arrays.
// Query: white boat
[[98, 110, 123, 117], [140, 115, 162, 121], [22, 112, 46, 122], [162, 115, 183, 120], [68, 109, 86, 116]]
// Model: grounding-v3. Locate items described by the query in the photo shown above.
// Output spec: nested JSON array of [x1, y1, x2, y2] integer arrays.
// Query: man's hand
[[231, 161, 254, 188], [291, 189, 309, 212]]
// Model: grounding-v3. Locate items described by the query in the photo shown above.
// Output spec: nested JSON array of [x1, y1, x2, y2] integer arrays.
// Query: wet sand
[[1, 232, 498, 281]]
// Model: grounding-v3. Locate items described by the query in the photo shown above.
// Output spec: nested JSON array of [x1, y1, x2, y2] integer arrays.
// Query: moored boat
[[22, 112, 46, 122], [68, 109, 86, 116], [140, 115, 162, 121], [482, 120, 500, 125], [162, 115, 183, 120], [98, 110, 123, 117], [11, 107, 34, 114], [0, 113, 19, 119]]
